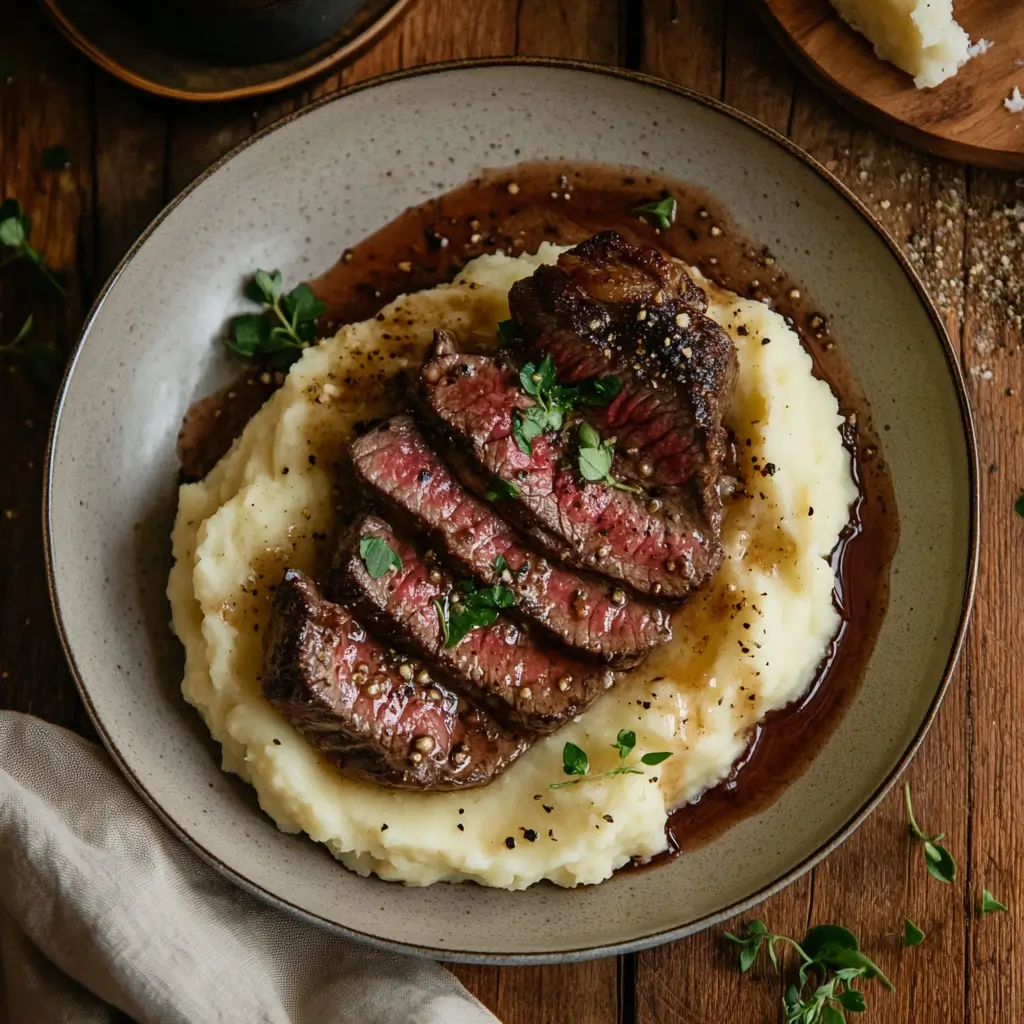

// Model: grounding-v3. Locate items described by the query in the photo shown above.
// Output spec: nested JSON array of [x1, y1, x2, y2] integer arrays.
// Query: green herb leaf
[[803, 925, 859, 959], [1015, 494, 1024, 518], [0, 55, 15, 83], [0, 211, 26, 248], [838, 988, 867, 1012], [435, 574, 516, 648], [359, 536, 402, 580], [738, 941, 761, 973], [513, 404, 548, 456], [633, 195, 678, 231], [41, 145, 70, 171], [903, 919, 924, 946], [923, 842, 956, 884], [485, 477, 521, 501], [579, 442, 613, 482], [614, 729, 636, 759], [550, 733, 670, 788], [283, 282, 326, 324], [980, 889, 1008, 916], [246, 268, 283, 305], [229, 269, 322, 362], [561, 742, 589, 777], [820, 1005, 845, 1024], [520, 354, 556, 397], [904, 783, 956, 884], [497, 319, 519, 346], [575, 375, 623, 406], [226, 314, 271, 358], [640, 750, 672, 765], [576, 423, 642, 493], [12, 312, 33, 346]]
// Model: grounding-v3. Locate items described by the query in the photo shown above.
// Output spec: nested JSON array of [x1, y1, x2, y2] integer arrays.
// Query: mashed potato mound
[[168, 246, 856, 889]]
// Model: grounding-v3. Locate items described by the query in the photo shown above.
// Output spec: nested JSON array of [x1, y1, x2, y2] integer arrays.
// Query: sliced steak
[[330, 514, 615, 732], [349, 415, 672, 663], [419, 337, 716, 599], [509, 231, 737, 499], [262, 569, 529, 790]]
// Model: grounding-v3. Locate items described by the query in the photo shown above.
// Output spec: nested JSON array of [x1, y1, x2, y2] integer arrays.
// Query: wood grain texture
[[2, 1, 1022, 1021], [762, 0, 1024, 169]]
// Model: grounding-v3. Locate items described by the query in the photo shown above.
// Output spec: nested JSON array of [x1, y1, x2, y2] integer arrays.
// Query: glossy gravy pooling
[[179, 162, 898, 860]]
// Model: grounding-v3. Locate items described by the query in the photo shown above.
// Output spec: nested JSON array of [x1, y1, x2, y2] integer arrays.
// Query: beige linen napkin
[[0, 711, 499, 1024]]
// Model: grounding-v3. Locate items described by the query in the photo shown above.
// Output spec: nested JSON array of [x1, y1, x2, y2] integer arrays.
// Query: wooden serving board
[[760, 0, 1024, 168]]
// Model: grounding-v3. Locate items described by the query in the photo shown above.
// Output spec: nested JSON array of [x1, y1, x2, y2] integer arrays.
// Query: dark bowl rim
[[43, 55, 980, 965], [39, 0, 416, 103]]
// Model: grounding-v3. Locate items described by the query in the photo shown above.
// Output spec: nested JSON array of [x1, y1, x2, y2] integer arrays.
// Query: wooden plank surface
[[2, 0, 1022, 1021]]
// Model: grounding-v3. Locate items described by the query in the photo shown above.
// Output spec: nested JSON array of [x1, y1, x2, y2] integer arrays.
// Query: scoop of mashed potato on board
[[168, 244, 857, 889]]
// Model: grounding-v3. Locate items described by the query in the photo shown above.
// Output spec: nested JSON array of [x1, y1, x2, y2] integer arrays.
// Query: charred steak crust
[[348, 415, 672, 664], [331, 514, 615, 732], [419, 338, 718, 600], [262, 570, 529, 790], [509, 231, 736, 559]]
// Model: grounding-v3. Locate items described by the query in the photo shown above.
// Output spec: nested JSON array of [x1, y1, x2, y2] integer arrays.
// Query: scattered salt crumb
[[1005, 87, 1024, 113], [966, 39, 992, 59], [880, 199, 891, 210]]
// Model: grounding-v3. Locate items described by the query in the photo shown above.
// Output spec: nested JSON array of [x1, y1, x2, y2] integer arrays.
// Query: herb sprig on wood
[[904, 783, 956, 883], [550, 730, 671, 789], [0, 198, 66, 296], [725, 921, 893, 1023], [434, 556, 516, 648], [512, 353, 622, 456], [225, 268, 325, 368]]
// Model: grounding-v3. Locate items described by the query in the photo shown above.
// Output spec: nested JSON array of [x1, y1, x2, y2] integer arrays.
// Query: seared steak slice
[[331, 514, 615, 732], [419, 339, 715, 599], [349, 415, 672, 663], [262, 570, 528, 790], [508, 231, 737, 499]]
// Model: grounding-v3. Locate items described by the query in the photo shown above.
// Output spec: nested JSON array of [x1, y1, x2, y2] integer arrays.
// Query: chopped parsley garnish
[[980, 889, 1008, 916], [904, 783, 956, 883], [359, 536, 402, 579], [577, 422, 641, 493], [550, 730, 671, 788], [512, 353, 621, 456], [725, 921, 893, 1022], [485, 477, 521, 502], [633, 195, 678, 231], [225, 268, 325, 368], [434, 557, 516, 648], [0, 197, 67, 295]]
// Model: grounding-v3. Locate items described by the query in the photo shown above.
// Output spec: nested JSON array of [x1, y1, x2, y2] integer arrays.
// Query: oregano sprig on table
[[904, 783, 956, 883], [0, 197, 67, 296], [725, 921, 893, 1023]]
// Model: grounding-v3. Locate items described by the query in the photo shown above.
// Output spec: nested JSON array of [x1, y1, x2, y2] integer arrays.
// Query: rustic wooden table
[[2, 1, 1020, 1020]]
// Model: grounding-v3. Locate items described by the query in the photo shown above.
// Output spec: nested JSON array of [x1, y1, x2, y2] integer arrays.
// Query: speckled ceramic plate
[[45, 59, 978, 963]]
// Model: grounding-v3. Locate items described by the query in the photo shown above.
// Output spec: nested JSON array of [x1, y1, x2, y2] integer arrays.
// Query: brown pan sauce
[[178, 162, 898, 860]]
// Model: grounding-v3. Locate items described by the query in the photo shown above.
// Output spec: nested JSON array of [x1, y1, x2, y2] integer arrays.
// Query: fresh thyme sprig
[[550, 730, 671, 789], [0, 198, 67, 296], [225, 268, 325, 368], [904, 783, 956, 883], [725, 921, 893, 1023]]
